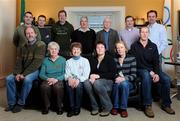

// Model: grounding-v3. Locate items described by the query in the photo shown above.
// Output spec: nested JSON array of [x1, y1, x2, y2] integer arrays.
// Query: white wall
[[65, 6, 125, 31], [0, 0, 16, 80]]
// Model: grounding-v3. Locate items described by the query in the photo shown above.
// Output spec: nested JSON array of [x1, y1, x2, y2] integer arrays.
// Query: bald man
[[96, 17, 119, 56]]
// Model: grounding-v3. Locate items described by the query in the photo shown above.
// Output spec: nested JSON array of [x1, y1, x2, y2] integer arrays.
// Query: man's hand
[[152, 74, 159, 83], [19, 74, 25, 80], [15, 74, 21, 82]]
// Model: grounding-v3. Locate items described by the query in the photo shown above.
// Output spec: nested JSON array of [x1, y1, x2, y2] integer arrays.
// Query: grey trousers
[[84, 79, 113, 111]]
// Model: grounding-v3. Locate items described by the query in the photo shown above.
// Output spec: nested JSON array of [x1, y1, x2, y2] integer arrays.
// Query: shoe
[[74, 110, 80, 116], [91, 110, 99, 115], [67, 111, 74, 117], [170, 81, 176, 88], [119, 109, 128, 118], [111, 108, 118, 115], [99, 111, 110, 117], [41, 109, 49, 115], [12, 104, 23, 113], [4, 105, 14, 112], [144, 106, 154, 118], [161, 106, 175, 115], [56, 108, 63, 115]]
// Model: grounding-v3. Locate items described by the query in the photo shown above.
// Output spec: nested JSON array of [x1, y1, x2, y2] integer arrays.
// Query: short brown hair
[[38, 15, 46, 20], [58, 10, 67, 17], [125, 15, 134, 21], [70, 42, 82, 51], [96, 41, 106, 49], [147, 10, 157, 17], [24, 11, 33, 17]]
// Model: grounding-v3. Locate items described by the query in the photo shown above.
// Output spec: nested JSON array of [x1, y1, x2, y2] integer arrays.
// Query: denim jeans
[[84, 79, 113, 111], [112, 80, 133, 109], [66, 82, 83, 111], [137, 69, 172, 107], [6, 70, 39, 106]]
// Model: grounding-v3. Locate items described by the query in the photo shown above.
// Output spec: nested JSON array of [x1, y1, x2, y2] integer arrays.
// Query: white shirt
[[65, 56, 90, 82], [148, 22, 168, 54]]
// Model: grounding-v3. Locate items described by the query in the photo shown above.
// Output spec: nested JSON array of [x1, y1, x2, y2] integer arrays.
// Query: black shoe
[[74, 110, 80, 116], [4, 105, 14, 112], [12, 105, 23, 113], [41, 109, 49, 115], [67, 111, 74, 117], [56, 108, 63, 115]]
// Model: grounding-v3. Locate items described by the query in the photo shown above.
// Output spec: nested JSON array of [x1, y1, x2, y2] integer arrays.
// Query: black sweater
[[89, 54, 116, 80], [130, 40, 159, 74], [71, 28, 96, 54]]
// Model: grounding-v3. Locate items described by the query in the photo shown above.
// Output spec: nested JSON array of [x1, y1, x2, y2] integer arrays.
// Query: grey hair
[[48, 42, 60, 51], [80, 16, 88, 22]]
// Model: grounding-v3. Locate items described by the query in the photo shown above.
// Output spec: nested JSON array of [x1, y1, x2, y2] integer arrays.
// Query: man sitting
[[130, 26, 175, 118], [5, 26, 46, 113]]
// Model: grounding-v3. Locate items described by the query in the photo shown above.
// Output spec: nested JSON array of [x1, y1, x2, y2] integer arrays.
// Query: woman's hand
[[89, 74, 100, 84], [115, 76, 125, 83], [47, 78, 58, 85]]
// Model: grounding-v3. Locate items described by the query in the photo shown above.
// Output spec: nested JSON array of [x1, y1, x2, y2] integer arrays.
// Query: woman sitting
[[65, 42, 90, 117], [39, 42, 66, 115], [84, 41, 116, 117], [111, 41, 136, 117]]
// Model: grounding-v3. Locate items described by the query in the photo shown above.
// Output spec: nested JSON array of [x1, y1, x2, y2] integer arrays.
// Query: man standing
[[119, 16, 139, 50], [71, 16, 96, 59], [147, 10, 172, 99], [37, 15, 51, 46], [96, 17, 119, 56], [13, 11, 41, 47], [51, 10, 74, 58], [130, 27, 175, 118], [147, 10, 168, 55], [5, 27, 46, 113]]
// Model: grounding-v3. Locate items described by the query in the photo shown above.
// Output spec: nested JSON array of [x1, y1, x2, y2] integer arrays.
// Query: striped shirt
[[114, 54, 137, 82]]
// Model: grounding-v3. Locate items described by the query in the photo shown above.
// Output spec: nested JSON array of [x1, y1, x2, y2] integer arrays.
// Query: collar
[[78, 28, 90, 32], [103, 28, 111, 32], [138, 39, 152, 48], [125, 27, 134, 31], [28, 39, 37, 45], [148, 22, 157, 28]]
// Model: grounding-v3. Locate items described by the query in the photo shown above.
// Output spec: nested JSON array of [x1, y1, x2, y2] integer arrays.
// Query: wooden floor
[[0, 87, 179, 121]]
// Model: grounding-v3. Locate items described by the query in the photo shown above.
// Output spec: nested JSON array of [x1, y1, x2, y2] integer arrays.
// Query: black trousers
[[40, 81, 64, 110]]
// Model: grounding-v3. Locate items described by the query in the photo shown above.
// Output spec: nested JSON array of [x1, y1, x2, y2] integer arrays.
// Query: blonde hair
[[48, 42, 60, 51], [115, 41, 128, 53]]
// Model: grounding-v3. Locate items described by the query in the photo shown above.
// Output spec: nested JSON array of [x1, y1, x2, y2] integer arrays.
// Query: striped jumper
[[114, 54, 137, 82]]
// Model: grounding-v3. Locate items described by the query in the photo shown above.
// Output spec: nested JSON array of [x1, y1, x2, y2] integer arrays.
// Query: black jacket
[[130, 39, 159, 74], [89, 54, 116, 80]]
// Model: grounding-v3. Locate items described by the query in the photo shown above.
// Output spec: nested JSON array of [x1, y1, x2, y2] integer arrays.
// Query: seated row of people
[[5, 26, 175, 118]]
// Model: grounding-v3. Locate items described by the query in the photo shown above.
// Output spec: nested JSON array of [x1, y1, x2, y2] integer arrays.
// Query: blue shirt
[[103, 30, 109, 50]]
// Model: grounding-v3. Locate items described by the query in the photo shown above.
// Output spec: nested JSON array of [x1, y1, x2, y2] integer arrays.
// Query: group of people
[[4, 9, 175, 118]]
